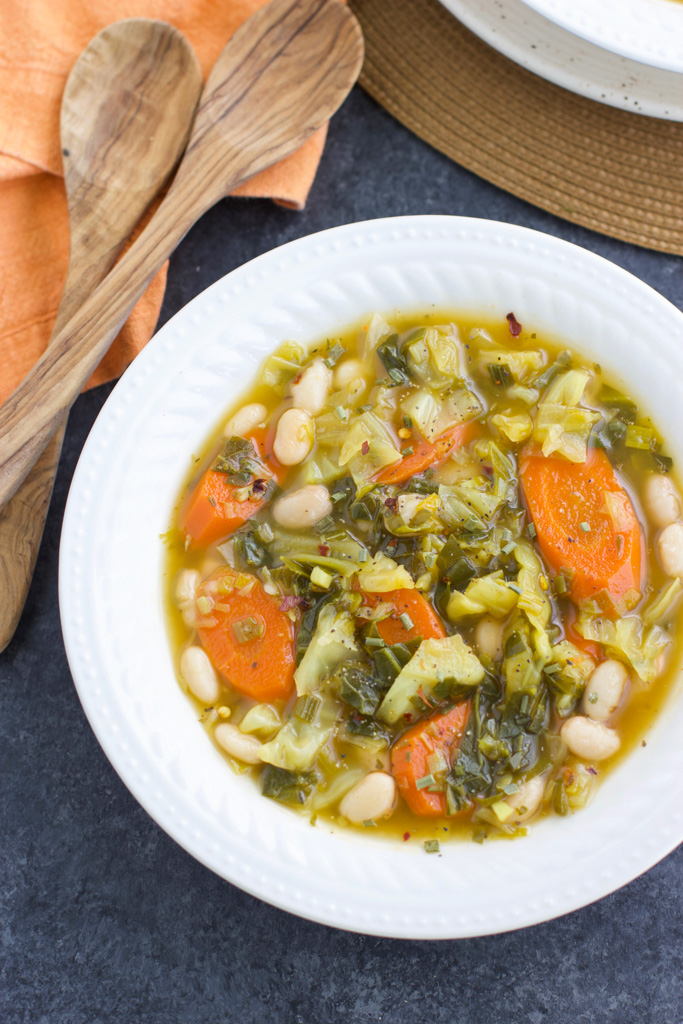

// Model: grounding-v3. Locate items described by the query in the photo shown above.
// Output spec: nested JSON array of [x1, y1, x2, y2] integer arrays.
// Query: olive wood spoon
[[0, 20, 202, 651], [0, 0, 363, 509]]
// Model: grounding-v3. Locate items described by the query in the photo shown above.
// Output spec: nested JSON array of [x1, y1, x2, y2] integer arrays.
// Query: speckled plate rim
[[60, 216, 683, 939], [518, 0, 683, 75], [438, 0, 683, 121]]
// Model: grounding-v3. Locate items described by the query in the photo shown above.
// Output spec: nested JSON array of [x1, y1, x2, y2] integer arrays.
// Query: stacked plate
[[439, 0, 683, 120]]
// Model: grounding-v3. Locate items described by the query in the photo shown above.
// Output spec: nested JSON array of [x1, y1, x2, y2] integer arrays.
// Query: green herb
[[372, 636, 422, 686], [402, 447, 414, 457], [232, 616, 264, 643], [424, 839, 440, 854], [399, 612, 414, 631], [262, 765, 316, 805], [526, 523, 537, 539], [293, 693, 321, 723], [416, 774, 436, 791], [403, 415, 413, 429], [599, 384, 637, 424], [533, 350, 571, 391], [554, 574, 568, 596], [214, 436, 261, 484], [377, 334, 411, 386], [487, 363, 513, 387], [332, 662, 386, 715], [323, 341, 345, 368], [579, 522, 591, 533]]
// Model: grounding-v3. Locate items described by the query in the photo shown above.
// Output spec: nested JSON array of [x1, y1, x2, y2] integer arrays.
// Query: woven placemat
[[349, 0, 683, 256]]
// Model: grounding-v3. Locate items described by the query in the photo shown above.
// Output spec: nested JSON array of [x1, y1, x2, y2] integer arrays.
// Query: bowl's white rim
[[59, 215, 683, 939]]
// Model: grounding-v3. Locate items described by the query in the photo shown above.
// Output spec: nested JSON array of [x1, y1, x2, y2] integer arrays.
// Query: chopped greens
[[170, 309, 680, 847]]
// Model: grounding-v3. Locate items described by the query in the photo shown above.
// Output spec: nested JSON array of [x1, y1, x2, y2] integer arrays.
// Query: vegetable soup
[[164, 312, 682, 846]]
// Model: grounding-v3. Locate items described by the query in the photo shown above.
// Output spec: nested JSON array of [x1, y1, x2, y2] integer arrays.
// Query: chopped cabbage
[[577, 614, 670, 684], [514, 540, 552, 662], [357, 553, 415, 593], [644, 578, 682, 623], [258, 692, 338, 771], [378, 633, 485, 723], [294, 604, 360, 695], [358, 313, 392, 360], [401, 388, 443, 441], [404, 326, 461, 390], [338, 411, 401, 494], [547, 640, 595, 712], [238, 704, 281, 738], [491, 411, 533, 444], [479, 349, 545, 382], [262, 340, 306, 393], [447, 571, 519, 621], [532, 369, 601, 463]]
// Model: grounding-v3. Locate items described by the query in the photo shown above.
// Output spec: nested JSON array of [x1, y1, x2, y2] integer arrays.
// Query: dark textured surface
[[1, 87, 682, 1024]]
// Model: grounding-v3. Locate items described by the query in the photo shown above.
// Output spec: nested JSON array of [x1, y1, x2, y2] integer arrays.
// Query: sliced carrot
[[520, 446, 642, 612], [391, 702, 470, 817], [361, 589, 446, 646], [374, 421, 478, 486], [181, 428, 284, 548], [197, 568, 295, 702]]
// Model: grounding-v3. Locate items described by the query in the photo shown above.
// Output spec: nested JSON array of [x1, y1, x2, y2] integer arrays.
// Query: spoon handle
[[0, 185, 202, 509]]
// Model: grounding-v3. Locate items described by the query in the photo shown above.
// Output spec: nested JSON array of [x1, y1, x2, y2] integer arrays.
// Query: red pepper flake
[[252, 478, 267, 494], [361, 440, 370, 456], [318, 544, 330, 556], [587, 766, 599, 775], [384, 496, 399, 513], [506, 311, 522, 337], [403, 832, 411, 842], [279, 595, 304, 612]]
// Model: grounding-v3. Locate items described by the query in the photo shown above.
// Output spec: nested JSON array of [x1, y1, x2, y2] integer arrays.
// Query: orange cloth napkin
[[0, 1, 329, 405]]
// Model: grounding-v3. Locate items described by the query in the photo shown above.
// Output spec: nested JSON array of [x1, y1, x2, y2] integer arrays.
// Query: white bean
[[644, 474, 681, 529], [506, 775, 545, 823], [560, 716, 620, 761], [582, 659, 628, 720], [339, 771, 397, 824], [180, 646, 222, 704], [214, 722, 262, 764], [174, 568, 199, 608], [273, 484, 333, 529], [290, 359, 332, 415], [273, 408, 314, 466], [333, 358, 366, 390], [223, 402, 267, 438], [658, 521, 683, 579], [474, 615, 504, 662]]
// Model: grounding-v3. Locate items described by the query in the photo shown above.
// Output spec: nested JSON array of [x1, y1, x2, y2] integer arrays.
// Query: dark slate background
[[2, 88, 682, 1024]]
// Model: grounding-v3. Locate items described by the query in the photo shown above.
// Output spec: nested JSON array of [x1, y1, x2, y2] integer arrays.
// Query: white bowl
[[60, 216, 683, 939], [518, 0, 683, 73]]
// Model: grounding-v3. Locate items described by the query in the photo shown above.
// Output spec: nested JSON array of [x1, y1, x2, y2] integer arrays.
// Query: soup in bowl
[[60, 216, 683, 937]]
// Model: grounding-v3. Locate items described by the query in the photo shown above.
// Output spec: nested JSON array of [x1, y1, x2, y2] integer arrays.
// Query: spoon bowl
[[0, 0, 363, 509], [0, 19, 202, 651]]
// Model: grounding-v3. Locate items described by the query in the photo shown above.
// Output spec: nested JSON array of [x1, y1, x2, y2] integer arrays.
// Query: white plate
[[60, 216, 683, 939], [439, 0, 683, 121], [519, 0, 683, 74]]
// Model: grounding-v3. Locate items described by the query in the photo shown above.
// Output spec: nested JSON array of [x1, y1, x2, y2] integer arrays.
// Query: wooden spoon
[[0, 20, 202, 651], [0, 0, 363, 510]]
